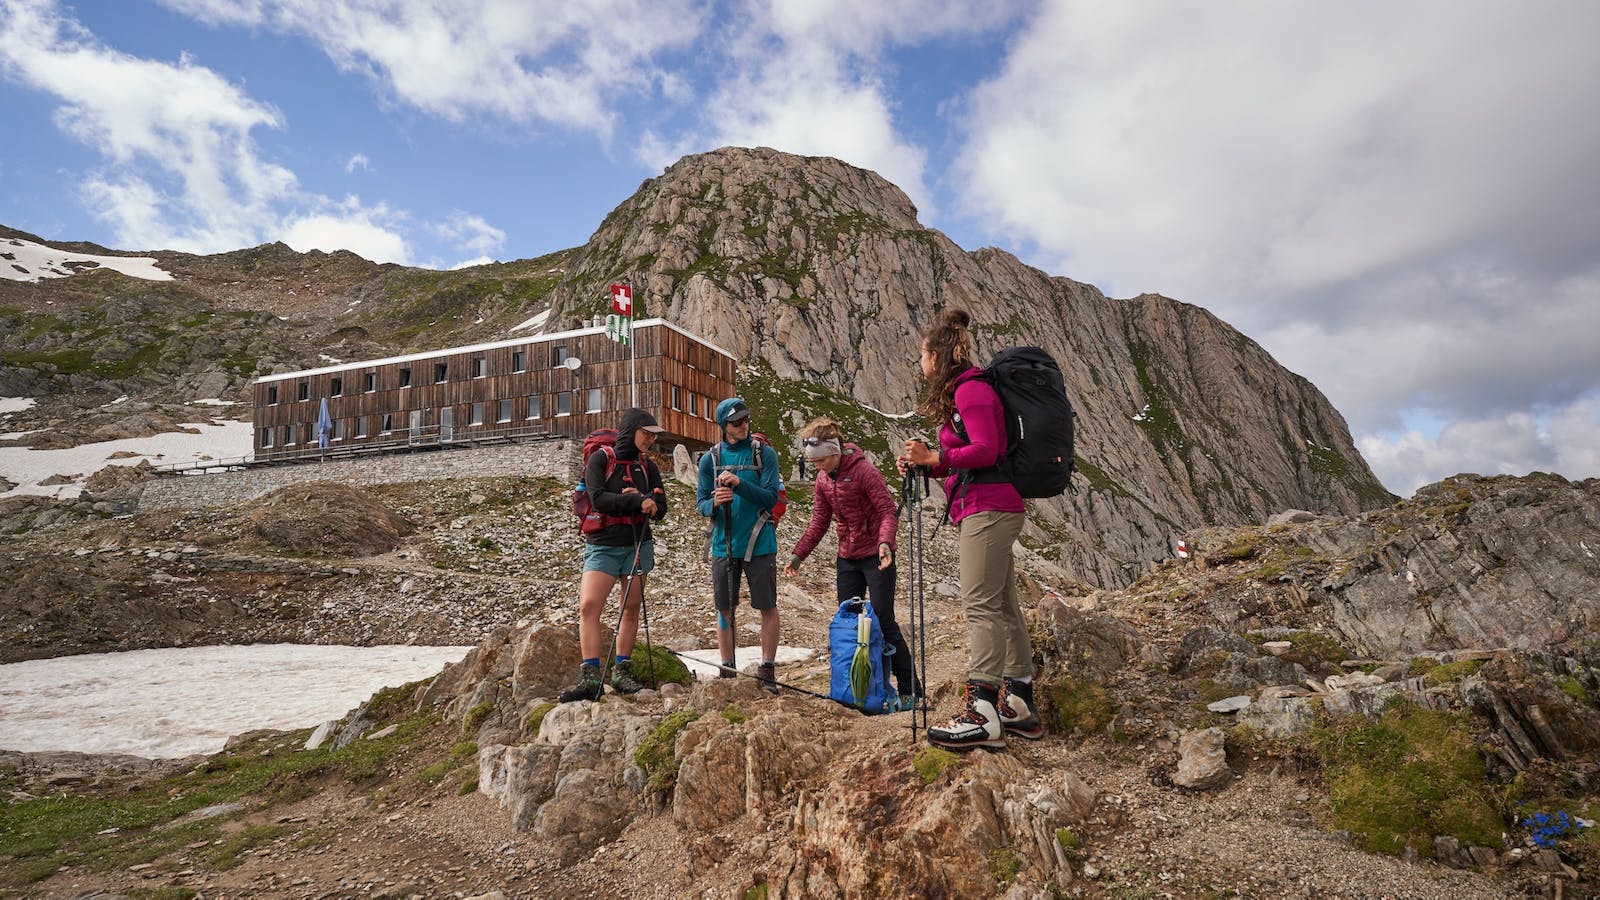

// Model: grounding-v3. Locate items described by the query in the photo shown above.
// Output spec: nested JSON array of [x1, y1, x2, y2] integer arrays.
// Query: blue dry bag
[[827, 597, 894, 714]]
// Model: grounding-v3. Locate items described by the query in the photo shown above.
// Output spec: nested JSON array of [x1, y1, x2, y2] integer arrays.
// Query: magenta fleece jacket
[[923, 367, 1025, 523]]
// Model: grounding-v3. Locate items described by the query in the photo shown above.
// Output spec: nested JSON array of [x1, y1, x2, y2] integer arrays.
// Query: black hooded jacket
[[583, 410, 668, 546]]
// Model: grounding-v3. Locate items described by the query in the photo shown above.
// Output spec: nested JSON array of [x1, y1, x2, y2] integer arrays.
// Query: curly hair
[[916, 307, 974, 424], [799, 417, 844, 443]]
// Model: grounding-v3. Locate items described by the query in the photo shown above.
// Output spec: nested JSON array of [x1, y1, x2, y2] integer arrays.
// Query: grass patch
[[722, 704, 749, 725], [0, 679, 441, 887], [987, 848, 1021, 885], [912, 746, 963, 784], [1251, 631, 1351, 672], [1407, 659, 1486, 686], [462, 702, 493, 736], [1315, 702, 1503, 857], [1040, 676, 1115, 737], [417, 740, 478, 785], [1557, 677, 1591, 703], [524, 701, 557, 736], [625, 642, 693, 688], [633, 710, 700, 792]]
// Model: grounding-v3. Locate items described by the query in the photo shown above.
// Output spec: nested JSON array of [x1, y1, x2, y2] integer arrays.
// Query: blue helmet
[[716, 397, 752, 427]]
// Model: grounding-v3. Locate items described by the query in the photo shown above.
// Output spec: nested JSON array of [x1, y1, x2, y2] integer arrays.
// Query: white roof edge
[[254, 318, 735, 384]]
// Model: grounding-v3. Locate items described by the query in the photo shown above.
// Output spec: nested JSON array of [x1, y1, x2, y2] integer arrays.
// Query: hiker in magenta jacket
[[783, 419, 920, 708], [898, 307, 1041, 751]]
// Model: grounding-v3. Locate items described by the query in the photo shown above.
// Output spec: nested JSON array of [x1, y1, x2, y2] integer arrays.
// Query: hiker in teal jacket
[[697, 397, 783, 692]]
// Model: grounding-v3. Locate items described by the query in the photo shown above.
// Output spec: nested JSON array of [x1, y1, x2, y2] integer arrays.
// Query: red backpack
[[572, 428, 649, 535]]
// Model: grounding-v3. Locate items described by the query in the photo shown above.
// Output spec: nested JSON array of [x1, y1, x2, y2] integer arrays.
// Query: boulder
[[1173, 727, 1232, 790]]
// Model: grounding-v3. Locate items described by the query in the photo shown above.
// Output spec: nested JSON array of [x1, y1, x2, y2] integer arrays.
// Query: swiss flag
[[610, 283, 633, 317]]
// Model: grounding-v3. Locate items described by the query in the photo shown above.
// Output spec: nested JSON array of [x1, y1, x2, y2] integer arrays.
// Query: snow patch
[[0, 238, 172, 283], [0, 419, 254, 499], [510, 308, 550, 334], [0, 644, 472, 758], [0, 397, 37, 415]]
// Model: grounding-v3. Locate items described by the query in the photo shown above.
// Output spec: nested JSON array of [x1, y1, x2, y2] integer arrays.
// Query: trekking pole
[[632, 519, 659, 691], [916, 466, 930, 735], [721, 471, 740, 678], [649, 644, 836, 702]]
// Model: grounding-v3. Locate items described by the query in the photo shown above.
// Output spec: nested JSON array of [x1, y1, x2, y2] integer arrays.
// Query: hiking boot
[[889, 693, 923, 713], [928, 680, 1005, 751], [999, 678, 1045, 740], [756, 661, 779, 695], [719, 660, 738, 679], [609, 661, 644, 695], [557, 663, 603, 703]]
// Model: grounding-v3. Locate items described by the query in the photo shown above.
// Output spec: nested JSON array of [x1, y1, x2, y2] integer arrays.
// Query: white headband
[[802, 437, 842, 459]]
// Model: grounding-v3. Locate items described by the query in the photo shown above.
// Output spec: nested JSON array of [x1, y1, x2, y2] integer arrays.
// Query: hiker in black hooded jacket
[[558, 408, 669, 702]]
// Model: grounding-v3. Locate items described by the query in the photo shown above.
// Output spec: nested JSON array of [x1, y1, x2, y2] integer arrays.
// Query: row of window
[[669, 386, 717, 420], [264, 346, 588, 404], [258, 390, 603, 448]]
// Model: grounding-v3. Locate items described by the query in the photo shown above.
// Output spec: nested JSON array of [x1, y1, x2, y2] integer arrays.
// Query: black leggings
[[836, 555, 919, 696]]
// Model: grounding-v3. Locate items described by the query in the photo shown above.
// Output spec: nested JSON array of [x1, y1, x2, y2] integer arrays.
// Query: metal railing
[[150, 421, 566, 476]]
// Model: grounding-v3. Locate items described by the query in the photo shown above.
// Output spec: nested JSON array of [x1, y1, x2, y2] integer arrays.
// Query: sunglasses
[[802, 437, 830, 446]]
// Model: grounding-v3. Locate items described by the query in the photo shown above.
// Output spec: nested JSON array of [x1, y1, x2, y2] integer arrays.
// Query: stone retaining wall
[[136, 440, 578, 512]]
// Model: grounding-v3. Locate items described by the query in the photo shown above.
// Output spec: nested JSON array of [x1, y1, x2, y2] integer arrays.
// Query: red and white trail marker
[[1175, 540, 1190, 559]]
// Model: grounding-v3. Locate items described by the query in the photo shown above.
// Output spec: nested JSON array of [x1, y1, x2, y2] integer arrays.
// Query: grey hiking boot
[[558, 663, 603, 703], [999, 677, 1045, 740], [610, 660, 644, 695], [756, 661, 779, 695], [718, 660, 738, 679]]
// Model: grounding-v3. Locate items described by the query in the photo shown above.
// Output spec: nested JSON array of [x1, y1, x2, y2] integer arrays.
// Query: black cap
[[619, 407, 664, 434]]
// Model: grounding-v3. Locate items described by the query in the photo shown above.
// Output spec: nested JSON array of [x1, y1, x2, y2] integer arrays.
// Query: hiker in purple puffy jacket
[[783, 418, 920, 709], [898, 307, 1042, 751]]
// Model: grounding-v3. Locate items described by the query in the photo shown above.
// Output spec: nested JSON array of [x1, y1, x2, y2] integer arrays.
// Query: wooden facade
[[251, 319, 735, 459]]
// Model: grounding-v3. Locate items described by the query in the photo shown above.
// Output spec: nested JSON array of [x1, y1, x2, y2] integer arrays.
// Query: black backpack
[[953, 346, 1076, 499]]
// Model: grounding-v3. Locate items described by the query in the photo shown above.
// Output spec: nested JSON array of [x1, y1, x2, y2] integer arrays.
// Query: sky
[[2, 1, 1598, 497]]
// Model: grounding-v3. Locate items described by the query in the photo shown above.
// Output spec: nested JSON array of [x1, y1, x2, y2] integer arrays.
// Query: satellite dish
[[564, 356, 583, 371]]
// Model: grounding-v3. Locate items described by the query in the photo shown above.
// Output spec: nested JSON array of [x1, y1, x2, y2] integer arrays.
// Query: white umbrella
[[316, 398, 332, 450]]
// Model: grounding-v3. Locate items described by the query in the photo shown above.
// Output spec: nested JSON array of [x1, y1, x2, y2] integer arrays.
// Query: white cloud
[[956, 1, 1600, 483], [159, 0, 707, 138], [345, 152, 372, 173], [449, 256, 495, 270], [0, 0, 295, 251], [432, 211, 505, 259], [659, 1, 1018, 217], [1359, 395, 1600, 497], [282, 200, 411, 264]]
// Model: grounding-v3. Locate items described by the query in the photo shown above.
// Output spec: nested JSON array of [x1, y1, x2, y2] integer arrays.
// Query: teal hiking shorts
[[583, 540, 655, 577]]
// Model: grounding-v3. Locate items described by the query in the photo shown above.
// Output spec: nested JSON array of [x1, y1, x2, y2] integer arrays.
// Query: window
[[260, 427, 274, 448], [473, 357, 487, 378], [297, 381, 309, 402], [497, 399, 512, 423], [434, 363, 448, 383], [355, 416, 368, 438], [266, 386, 278, 405], [332, 419, 345, 441], [470, 402, 485, 426], [380, 413, 394, 434], [512, 350, 526, 373], [330, 377, 342, 397], [671, 385, 681, 410], [283, 425, 296, 446], [556, 392, 571, 416], [399, 368, 412, 388], [586, 387, 602, 413], [364, 372, 377, 392], [551, 345, 568, 367], [527, 396, 542, 419]]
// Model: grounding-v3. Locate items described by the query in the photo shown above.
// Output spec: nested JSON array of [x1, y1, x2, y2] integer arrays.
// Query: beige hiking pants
[[957, 510, 1034, 686]]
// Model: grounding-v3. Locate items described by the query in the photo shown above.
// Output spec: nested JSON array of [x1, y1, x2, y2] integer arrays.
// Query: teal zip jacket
[[697, 436, 781, 559]]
